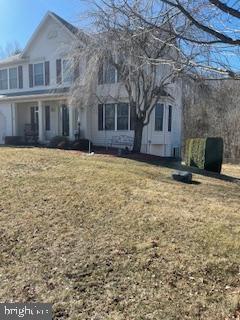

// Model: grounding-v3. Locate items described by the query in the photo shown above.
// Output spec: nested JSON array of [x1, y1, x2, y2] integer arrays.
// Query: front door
[[62, 105, 69, 136]]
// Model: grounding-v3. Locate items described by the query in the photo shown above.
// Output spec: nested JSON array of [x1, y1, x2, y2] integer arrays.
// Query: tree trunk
[[132, 119, 144, 153]]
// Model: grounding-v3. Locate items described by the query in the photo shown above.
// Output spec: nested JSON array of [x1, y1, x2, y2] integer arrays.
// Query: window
[[117, 103, 128, 130], [168, 105, 172, 132], [45, 106, 51, 131], [104, 61, 116, 84], [0, 69, 8, 90], [63, 59, 73, 83], [34, 63, 44, 86], [155, 103, 164, 131], [98, 59, 116, 84], [9, 67, 18, 89], [105, 104, 115, 130], [98, 104, 104, 130]]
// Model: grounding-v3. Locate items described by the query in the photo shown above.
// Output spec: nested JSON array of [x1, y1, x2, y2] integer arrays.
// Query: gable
[[22, 13, 77, 60]]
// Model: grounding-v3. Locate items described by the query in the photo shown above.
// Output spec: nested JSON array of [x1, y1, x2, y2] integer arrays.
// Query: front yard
[[0, 147, 240, 319]]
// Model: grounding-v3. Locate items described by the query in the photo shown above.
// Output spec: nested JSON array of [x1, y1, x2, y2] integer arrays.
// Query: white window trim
[[99, 103, 130, 131], [8, 67, 18, 90], [0, 68, 9, 91], [116, 103, 129, 131], [33, 62, 45, 87], [62, 59, 73, 84], [154, 103, 164, 132], [154, 102, 174, 133]]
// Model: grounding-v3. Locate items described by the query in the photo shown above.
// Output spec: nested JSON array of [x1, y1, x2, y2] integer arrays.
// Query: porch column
[[69, 106, 75, 141], [12, 103, 17, 136], [38, 100, 44, 142]]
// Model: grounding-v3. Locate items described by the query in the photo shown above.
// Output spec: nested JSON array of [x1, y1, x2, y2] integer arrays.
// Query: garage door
[[0, 113, 6, 144]]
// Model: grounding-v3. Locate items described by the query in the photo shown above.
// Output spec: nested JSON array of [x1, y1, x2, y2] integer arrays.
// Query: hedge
[[185, 137, 223, 173], [5, 136, 22, 145], [49, 136, 69, 149], [71, 139, 93, 151]]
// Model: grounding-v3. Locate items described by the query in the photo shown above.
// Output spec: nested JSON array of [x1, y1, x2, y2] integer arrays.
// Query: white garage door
[[0, 113, 6, 144]]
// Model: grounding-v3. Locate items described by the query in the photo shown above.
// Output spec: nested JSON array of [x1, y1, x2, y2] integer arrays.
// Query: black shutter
[[45, 106, 50, 130], [18, 66, 23, 89], [45, 61, 50, 86], [29, 64, 33, 88], [98, 104, 103, 131], [56, 59, 62, 84], [168, 105, 172, 132]]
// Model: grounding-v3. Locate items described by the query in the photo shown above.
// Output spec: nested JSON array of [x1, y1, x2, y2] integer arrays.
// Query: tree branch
[[209, 0, 240, 19]]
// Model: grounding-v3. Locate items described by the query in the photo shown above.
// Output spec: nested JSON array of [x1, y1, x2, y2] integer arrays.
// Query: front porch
[[13, 100, 80, 144]]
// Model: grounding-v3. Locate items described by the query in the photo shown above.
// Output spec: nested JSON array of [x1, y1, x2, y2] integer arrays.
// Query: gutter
[[0, 93, 69, 103]]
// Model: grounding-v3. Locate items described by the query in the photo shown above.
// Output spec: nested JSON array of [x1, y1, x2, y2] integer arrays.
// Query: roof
[[0, 53, 23, 66], [0, 12, 81, 65], [50, 12, 79, 35]]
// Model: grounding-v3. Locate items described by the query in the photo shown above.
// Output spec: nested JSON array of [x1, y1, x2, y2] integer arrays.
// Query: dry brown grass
[[0, 147, 240, 320]]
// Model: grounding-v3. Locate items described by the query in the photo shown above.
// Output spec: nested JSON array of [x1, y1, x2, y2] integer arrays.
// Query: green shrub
[[185, 137, 223, 173], [49, 136, 69, 149], [5, 136, 22, 145], [70, 139, 93, 151]]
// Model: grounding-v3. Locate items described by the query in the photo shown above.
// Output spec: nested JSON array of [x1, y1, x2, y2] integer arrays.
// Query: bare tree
[[0, 41, 22, 59], [183, 79, 240, 162], [70, 0, 239, 152], [70, 1, 192, 152], [100, 0, 240, 79]]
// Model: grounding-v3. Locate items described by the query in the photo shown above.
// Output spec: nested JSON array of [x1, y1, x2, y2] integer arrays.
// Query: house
[[0, 11, 182, 157]]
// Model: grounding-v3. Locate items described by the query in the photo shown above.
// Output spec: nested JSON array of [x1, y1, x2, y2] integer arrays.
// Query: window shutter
[[56, 59, 62, 84], [18, 66, 23, 89], [168, 105, 172, 132], [98, 104, 103, 131], [29, 64, 33, 88], [74, 57, 80, 81], [45, 61, 50, 86], [45, 106, 51, 130], [130, 105, 136, 130]]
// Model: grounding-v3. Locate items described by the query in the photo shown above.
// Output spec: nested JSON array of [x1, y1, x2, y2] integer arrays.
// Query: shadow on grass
[[123, 153, 240, 184], [2, 144, 239, 184]]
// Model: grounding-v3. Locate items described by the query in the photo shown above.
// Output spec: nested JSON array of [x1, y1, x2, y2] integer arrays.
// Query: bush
[[185, 137, 223, 173], [49, 136, 69, 149], [5, 136, 22, 145], [71, 139, 93, 151]]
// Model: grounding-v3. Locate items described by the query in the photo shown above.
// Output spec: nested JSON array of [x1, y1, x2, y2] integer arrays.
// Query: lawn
[[0, 147, 240, 320]]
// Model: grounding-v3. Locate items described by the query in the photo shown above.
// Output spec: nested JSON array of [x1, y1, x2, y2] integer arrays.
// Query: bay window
[[155, 103, 164, 131]]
